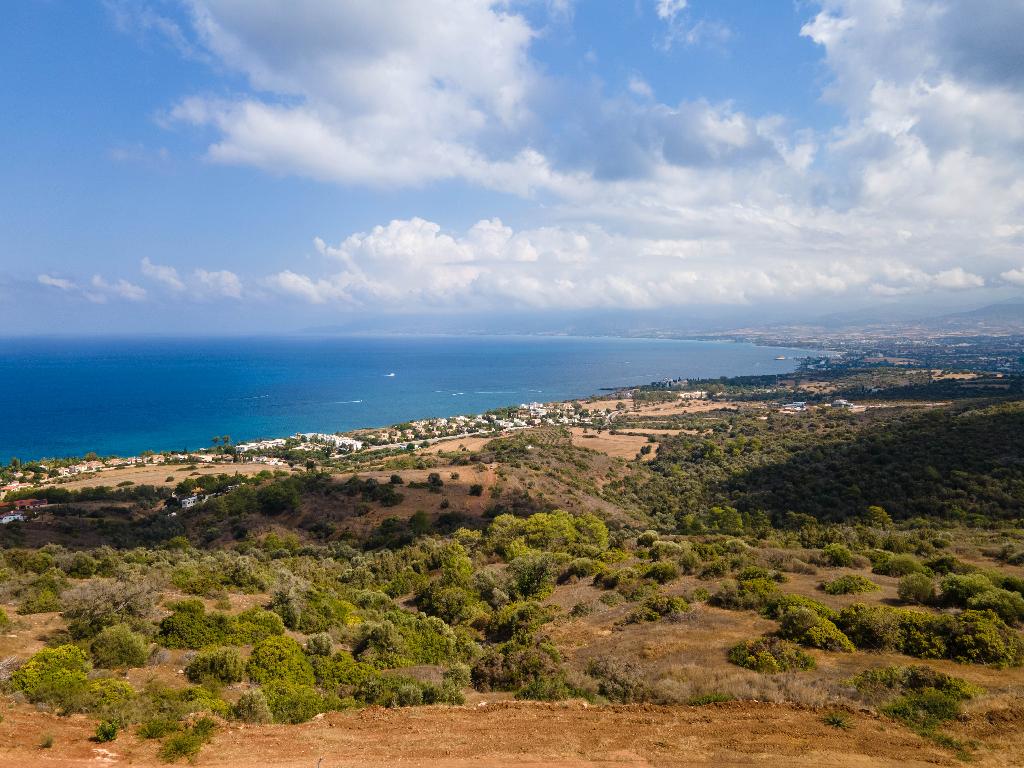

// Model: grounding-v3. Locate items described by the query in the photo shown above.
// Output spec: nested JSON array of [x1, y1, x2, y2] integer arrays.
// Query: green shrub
[[897, 573, 937, 605], [87, 678, 135, 716], [486, 601, 555, 642], [822, 574, 879, 595], [821, 544, 854, 568], [873, 554, 925, 577], [10, 645, 90, 704], [586, 657, 650, 703], [761, 593, 838, 621], [313, 651, 378, 691], [90, 624, 149, 669], [157, 717, 216, 763], [471, 639, 562, 692], [946, 609, 1024, 665], [643, 561, 680, 584], [246, 636, 315, 687], [233, 688, 273, 723], [728, 636, 816, 673], [967, 589, 1024, 625], [882, 689, 962, 731], [778, 607, 854, 652], [94, 721, 118, 743], [137, 718, 180, 740], [158, 600, 230, 649], [939, 573, 995, 607], [711, 578, 779, 611], [226, 607, 285, 644], [850, 665, 981, 702], [624, 594, 689, 624], [306, 632, 333, 657], [185, 647, 245, 685], [515, 673, 577, 701], [262, 681, 330, 723], [0, 607, 10, 630]]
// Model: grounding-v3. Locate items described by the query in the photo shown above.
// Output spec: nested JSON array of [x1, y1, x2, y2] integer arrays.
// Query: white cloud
[[110, 1, 1024, 315], [1000, 268, 1024, 286], [628, 76, 654, 100], [91, 275, 147, 302], [263, 217, 992, 312], [932, 267, 984, 290], [38, 274, 76, 291], [141, 257, 185, 290], [193, 268, 243, 298], [655, 0, 687, 21]]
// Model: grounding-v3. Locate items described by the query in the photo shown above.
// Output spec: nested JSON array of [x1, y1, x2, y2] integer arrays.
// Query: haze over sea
[[1, 336, 814, 461]]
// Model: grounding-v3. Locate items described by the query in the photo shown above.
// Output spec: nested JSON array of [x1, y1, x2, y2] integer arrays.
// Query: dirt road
[[3, 700, 1019, 768]]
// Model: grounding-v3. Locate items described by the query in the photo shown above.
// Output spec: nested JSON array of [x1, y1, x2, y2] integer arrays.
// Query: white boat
[[385, 372, 396, 377]]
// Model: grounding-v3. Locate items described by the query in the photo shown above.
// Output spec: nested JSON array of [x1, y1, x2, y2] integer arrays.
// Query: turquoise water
[[0, 335, 811, 460]]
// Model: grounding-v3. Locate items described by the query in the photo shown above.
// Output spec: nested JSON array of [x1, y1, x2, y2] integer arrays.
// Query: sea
[[0, 335, 815, 461]]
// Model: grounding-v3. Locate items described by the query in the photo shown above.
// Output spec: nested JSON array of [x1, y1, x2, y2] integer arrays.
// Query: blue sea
[[0, 335, 814, 461]]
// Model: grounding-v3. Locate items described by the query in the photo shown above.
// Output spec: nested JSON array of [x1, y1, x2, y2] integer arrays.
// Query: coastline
[[0, 335, 815, 465]]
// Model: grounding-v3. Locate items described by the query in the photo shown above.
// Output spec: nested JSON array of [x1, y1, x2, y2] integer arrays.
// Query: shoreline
[[1, 336, 817, 467]]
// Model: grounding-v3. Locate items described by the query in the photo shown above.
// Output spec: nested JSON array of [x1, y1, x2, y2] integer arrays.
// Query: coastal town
[[0, 378, 890, 521]]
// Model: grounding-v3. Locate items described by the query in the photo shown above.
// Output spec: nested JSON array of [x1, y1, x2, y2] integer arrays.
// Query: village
[[0, 385, 870, 527]]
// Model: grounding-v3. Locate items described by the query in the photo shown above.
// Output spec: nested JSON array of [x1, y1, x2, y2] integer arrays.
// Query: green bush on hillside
[[728, 636, 816, 673]]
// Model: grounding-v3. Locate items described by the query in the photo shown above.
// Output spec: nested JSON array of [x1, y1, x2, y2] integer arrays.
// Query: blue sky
[[3, 1, 1023, 334]]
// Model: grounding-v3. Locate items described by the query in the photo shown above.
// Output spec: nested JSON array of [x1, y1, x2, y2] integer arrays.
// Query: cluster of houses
[[0, 498, 47, 524], [779, 398, 862, 413]]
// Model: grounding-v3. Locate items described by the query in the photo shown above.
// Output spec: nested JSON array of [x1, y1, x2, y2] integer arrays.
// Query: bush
[[262, 681, 330, 723], [90, 624, 149, 669], [850, 665, 980, 702], [137, 718, 180, 740], [586, 657, 650, 703], [778, 607, 854, 652], [0, 607, 9, 630], [898, 573, 937, 605], [472, 639, 562, 692], [821, 544, 854, 567], [623, 594, 689, 624], [158, 600, 230, 649], [313, 651, 379, 691], [882, 689, 961, 731], [94, 721, 118, 743], [306, 632, 333, 656], [157, 717, 216, 763], [10, 645, 90, 704], [939, 573, 995, 607], [62, 578, 158, 639], [728, 636, 816, 673], [761, 593, 837, 621], [711, 578, 779, 612], [967, 589, 1024, 625], [185, 647, 245, 685], [234, 688, 273, 723], [227, 607, 286, 644], [246, 636, 315, 687], [515, 673, 577, 701], [822, 575, 879, 595], [873, 554, 925, 577], [946, 609, 1024, 665], [87, 678, 135, 717]]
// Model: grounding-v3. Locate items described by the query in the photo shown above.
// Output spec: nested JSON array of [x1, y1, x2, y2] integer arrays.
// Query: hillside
[[1, 369, 1024, 766]]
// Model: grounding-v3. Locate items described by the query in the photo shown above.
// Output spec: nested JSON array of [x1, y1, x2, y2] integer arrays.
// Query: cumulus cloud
[[193, 268, 243, 298], [141, 257, 185, 290], [110, 1, 1024, 315], [139, 258, 244, 299], [38, 274, 76, 291], [1001, 268, 1024, 286], [90, 275, 147, 302], [263, 217, 989, 311]]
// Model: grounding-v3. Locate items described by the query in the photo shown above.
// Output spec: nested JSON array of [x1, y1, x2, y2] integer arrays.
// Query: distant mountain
[[930, 300, 1024, 331]]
